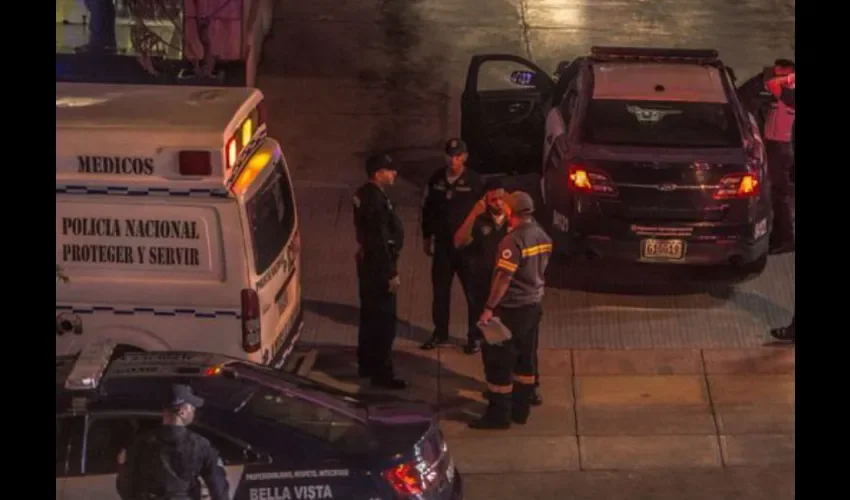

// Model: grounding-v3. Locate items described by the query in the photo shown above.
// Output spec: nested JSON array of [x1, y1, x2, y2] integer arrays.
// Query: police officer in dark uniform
[[116, 384, 229, 500], [353, 153, 406, 389], [420, 138, 484, 351], [471, 191, 552, 430]]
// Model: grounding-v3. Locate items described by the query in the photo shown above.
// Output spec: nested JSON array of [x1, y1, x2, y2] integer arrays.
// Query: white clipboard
[[477, 317, 512, 345]]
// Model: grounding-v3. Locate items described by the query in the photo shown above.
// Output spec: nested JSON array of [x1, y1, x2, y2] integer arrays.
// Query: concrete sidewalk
[[303, 342, 794, 498]]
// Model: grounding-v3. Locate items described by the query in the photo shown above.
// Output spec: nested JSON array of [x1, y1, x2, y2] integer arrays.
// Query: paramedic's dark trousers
[[432, 242, 473, 339], [357, 258, 398, 380], [483, 304, 542, 422], [766, 140, 795, 248]]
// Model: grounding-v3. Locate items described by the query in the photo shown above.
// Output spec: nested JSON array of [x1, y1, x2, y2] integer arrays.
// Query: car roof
[[56, 349, 368, 418], [590, 63, 728, 103], [56, 82, 260, 133]]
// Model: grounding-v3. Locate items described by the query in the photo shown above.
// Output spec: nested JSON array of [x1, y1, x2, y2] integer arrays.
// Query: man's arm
[[115, 441, 140, 500], [484, 238, 522, 309], [198, 442, 230, 500], [420, 181, 436, 240], [453, 200, 485, 249], [484, 270, 513, 311], [362, 196, 397, 282], [779, 85, 795, 109]]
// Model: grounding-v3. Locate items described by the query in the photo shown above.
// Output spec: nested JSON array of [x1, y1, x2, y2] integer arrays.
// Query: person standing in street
[[116, 384, 229, 500], [453, 178, 509, 355], [454, 182, 546, 405], [78, 0, 117, 53], [739, 59, 796, 254], [353, 153, 407, 389], [770, 81, 796, 344], [420, 138, 484, 351], [471, 191, 552, 430]]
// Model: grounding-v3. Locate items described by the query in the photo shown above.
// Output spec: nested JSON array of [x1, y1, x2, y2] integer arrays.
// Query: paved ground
[[260, 0, 796, 349], [302, 343, 795, 499], [258, 1, 795, 497], [56, 0, 797, 497]]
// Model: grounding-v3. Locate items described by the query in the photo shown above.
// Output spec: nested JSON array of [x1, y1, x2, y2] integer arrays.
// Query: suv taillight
[[567, 164, 618, 196], [241, 289, 261, 353], [714, 173, 760, 199], [383, 462, 424, 496]]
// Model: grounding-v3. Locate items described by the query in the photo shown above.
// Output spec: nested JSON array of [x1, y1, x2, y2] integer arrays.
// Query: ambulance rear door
[[231, 138, 302, 367]]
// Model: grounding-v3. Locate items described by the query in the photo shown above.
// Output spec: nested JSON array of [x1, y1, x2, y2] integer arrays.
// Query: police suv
[[56, 340, 463, 500], [56, 83, 303, 367], [461, 47, 771, 275]]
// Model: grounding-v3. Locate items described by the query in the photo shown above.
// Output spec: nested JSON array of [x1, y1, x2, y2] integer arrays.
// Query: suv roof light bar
[[590, 46, 719, 63], [64, 339, 117, 391]]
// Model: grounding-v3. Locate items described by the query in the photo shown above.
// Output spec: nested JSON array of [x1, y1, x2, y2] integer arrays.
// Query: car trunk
[[579, 146, 750, 223]]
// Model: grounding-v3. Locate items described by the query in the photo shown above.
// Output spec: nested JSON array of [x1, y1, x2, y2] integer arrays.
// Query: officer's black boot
[[468, 393, 511, 430], [511, 384, 534, 425]]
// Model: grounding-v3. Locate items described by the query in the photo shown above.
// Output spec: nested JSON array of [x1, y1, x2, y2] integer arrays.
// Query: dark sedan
[[56, 340, 462, 500], [461, 47, 771, 276]]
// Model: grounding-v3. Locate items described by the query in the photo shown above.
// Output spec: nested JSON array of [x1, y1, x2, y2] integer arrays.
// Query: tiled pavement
[[304, 344, 794, 488], [294, 185, 795, 349]]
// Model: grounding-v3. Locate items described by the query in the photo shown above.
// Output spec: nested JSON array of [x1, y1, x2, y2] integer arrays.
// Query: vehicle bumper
[[567, 234, 769, 265], [556, 214, 770, 265], [268, 304, 304, 368]]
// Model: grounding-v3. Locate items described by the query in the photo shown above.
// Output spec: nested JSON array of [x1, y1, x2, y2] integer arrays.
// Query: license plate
[[641, 238, 686, 260]]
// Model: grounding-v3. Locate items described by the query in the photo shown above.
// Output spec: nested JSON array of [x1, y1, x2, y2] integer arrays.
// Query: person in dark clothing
[[738, 59, 796, 253], [353, 153, 407, 389], [453, 178, 509, 355], [116, 384, 229, 500], [77, 0, 117, 53], [770, 83, 796, 343], [455, 182, 545, 405], [471, 192, 552, 430], [420, 138, 484, 350]]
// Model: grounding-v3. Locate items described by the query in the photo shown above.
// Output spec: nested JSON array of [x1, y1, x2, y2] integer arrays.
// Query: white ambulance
[[56, 82, 303, 368]]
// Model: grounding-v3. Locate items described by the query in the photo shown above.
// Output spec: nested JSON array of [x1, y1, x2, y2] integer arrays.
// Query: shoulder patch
[[352, 195, 361, 208], [501, 248, 512, 260]]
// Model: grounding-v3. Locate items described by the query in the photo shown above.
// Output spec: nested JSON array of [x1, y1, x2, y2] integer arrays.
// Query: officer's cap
[[506, 191, 535, 215], [167, 384, 204, 409], [365, 153, 395, 177], [445, 138, 467, 157]]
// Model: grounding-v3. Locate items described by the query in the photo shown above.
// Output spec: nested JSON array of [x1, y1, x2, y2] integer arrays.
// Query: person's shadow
[[304, 298, 437, 344], [302, 299, 489, 424]]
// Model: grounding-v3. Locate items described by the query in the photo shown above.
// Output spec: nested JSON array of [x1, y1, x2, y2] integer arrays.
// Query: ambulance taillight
[[178, 151, 212, 176], [241, 288, 262, 353], [226, 137, 238, 170]]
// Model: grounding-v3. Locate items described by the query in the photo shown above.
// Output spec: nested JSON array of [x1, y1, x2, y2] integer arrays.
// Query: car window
[[582, 99, 742, 148], [245, 158, 296, 274], [82, 415, 258, 475], [242, 389, 369, 447]]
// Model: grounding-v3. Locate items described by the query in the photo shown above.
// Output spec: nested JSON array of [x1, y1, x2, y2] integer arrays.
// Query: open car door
[[461, 54, 555, 175]]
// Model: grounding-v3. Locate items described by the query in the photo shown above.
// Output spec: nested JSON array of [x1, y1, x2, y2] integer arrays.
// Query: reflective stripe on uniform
[[497, 259, 518, 272], [521, 243, 552, 257]]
